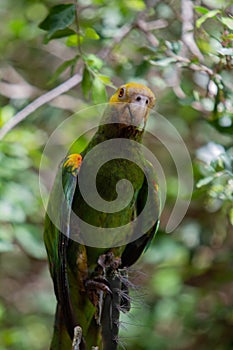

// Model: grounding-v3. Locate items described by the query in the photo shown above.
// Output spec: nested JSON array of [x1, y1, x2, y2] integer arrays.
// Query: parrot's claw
[[85, 278, 112, 296], [85, 278, 112, 326]]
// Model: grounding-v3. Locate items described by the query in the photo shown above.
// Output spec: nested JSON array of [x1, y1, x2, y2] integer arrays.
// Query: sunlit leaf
[[218, 47, 233, 56], [196, 176, 214, 188], [66, 34, 83, 47], [98, 74, 113, 85], [196, 9, 220, 28], [230, 207, 233, 226], [194, 6, 209, 14], [85, 54, 104, 71], [220, 17, 233, 30], [126, 0, 146, 11], [85, 27, 100, 40]]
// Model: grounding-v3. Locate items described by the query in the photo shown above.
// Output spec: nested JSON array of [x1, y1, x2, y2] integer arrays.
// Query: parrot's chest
[[73, 158, 144, 223]]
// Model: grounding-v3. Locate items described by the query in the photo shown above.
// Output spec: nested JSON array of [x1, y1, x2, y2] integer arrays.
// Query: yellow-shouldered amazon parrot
[[44, 82, 160, 350]]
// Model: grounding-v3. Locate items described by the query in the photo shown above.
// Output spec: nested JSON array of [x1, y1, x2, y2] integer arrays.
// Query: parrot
[[44, 82, 160, 350]]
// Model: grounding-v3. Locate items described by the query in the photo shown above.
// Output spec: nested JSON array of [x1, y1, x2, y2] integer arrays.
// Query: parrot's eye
[[118, 87, 125, 98]]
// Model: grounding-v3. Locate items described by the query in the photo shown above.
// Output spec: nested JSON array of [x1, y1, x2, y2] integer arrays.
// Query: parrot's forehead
[[110, 82, 156, 108], [124, 82, 154, 97]]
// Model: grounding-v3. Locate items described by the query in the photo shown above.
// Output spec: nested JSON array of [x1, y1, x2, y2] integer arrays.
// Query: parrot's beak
[[127, 93, 152, 128]]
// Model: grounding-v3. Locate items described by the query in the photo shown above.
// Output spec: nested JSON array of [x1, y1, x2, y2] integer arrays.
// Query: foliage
[[0, 0, 233, 349]]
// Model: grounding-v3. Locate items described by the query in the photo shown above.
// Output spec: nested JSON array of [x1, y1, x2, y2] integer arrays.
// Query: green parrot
[[44, 82, 160, 350]]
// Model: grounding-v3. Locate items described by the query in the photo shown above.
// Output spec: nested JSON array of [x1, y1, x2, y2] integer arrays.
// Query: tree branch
[[181, 0, 204, 61], [0, 72, 82, 140]]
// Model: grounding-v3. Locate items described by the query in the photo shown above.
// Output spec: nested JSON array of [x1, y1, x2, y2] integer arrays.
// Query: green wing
[[44, 154, 85, 348], [121, 160, 160, 267]]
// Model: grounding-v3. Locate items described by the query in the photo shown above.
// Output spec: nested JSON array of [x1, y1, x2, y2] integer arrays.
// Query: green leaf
[[49, 58, 78, 84], [91, 78, 107, 104], [82, 67, 93, 99], [43, 28, 75, 43], [39, 4, 76, 40], [196, 9, 220, 28], [0, 240, 14, 252], [194, 6, 209, 15], [196, 176, 214, 188], [230, 207, 233, 226], [85, 54, 103, 71], [85, 27, 100, 40], [126, 0, 146, 11], [219, 17, 233, 30], [66, 34, 83, 47], [98, 74, 112, 85]]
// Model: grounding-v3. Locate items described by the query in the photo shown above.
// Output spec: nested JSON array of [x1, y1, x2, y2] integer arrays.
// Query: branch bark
[[0, 72, 82, 140]]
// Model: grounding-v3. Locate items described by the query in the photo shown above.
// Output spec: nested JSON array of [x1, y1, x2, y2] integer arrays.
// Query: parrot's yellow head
[[109, 82, 156, 128]]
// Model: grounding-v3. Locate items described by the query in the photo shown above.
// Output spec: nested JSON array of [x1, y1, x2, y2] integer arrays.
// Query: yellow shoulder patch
[[63, 154, 82, 175]]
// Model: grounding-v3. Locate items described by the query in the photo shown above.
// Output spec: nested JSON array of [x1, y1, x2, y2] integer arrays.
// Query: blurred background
[[0, 0, 232, 349]]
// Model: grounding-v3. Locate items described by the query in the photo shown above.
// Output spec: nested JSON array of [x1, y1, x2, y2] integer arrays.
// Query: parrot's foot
[[85, 252, 122, 325], [85, 278, 112, 297], [85, 277, 112, 325]]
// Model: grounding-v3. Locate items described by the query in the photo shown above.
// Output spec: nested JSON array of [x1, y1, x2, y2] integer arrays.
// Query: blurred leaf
[[0, 241, 14, 253], [230, 207, 233, 226], [14, 224, 46, 259], [196, 10, 220, 28], [39, 4, 76, 40], [194, 6, 209, 14], [82, 67, 93, 99], [43, 28, 75, 43], [149, 57, 176, 67], [126, 0, 146, 11], [0, 201, 25, 223], [9, 19, 27, 37], [196, 176, 214, 188], [49, 57, 78, 84], [165, 40, 182, 54], [66, 34, 83, 47], [0, 106, 15, 128], [98, 74, 113, 85], [0, 226, 14, 252], [85, 54, 104, 71], [218, 47, 233, 56], [220, 17, 233, 30], [85, 27, 100, 40], [91, 78, 107, 104], [152, 268, 182, 297]]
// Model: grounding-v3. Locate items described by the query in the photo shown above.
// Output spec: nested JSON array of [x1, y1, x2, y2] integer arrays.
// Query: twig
[[181, 0, 204, 61], [171, 54, 215, 76], [0, 72, 82, 140], [99, 23, 133, 59], [136, 19, 168, 47]]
